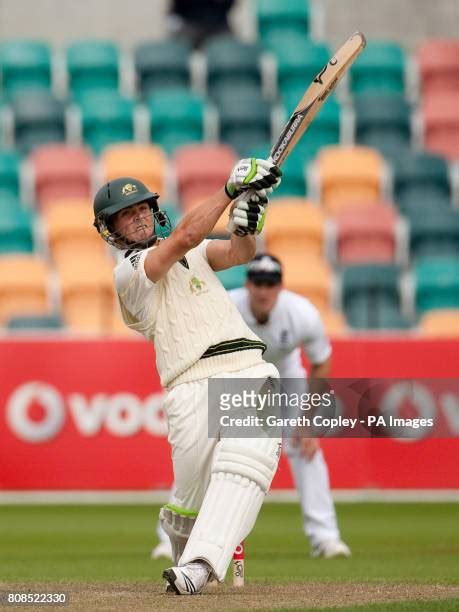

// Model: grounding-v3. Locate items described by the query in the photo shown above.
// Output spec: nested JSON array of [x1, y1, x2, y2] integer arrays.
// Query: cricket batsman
[[93, 158, 282, 595]]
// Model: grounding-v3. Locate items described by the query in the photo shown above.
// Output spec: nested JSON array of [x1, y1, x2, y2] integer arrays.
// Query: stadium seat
[[174, 143, 237, 210], [30, 144, 93, 208], [334, 205, 398, 264], [44, 202, 104, 261], [282, 93, 341, 158], [417, 39, 459, 97], [66, 40, 119, 97], [217, 91, 272, 155], [354, 93, 411, 152], [7, 313, 64, 330], [101, 143, 167, 195], [248, 143, 309, 197], [0, 197, 34, 253], [134, 39, 191, 98], [204, 35, 262, 100], [0, 149, 21, 197], [409, 209, 459, 259], [264, 199, 325, 258], [418, 309, 459, 337], [349, 40, 406, 94], [12, 90, 66, 154], [281, 253, 332, 311], [0, 255, 50, 324], [392, 151, 451, 212], [319, 308, 348, 337], [415, 257, 459, 313], [0, 40, 51, 96], [216, 264, 247, 290], [422, 92, 459, 160], [273, 38, 330, 100], [147, 88, 206, 154], [255, 0, 310, 42], [77, 91, 135, 154], [57, 253, 115, 332], [316, 146, 385, 213]]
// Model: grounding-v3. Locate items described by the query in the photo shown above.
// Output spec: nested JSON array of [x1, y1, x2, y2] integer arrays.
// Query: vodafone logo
[[6, 381, 167, 443]]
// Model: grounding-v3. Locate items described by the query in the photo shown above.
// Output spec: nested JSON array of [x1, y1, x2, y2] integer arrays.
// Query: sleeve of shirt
[[298, 299, 332, 365], [114, 248, 158, 316]]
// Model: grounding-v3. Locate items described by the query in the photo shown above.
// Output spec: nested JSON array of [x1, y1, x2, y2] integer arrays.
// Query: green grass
[[0, 502, 457, 588]]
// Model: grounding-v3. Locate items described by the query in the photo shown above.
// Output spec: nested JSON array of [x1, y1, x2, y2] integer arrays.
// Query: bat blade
[[270, 31, 366, 167]]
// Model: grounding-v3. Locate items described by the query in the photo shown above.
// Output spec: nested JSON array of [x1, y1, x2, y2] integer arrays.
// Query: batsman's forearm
[[229, 232, 257, 264], [176, 188, 232, 247]]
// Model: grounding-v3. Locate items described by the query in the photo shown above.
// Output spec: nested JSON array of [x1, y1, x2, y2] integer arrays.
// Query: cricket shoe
[[311, 539, 351, 559], [162, 561, 212, 595], [151, 540, 173, 560]]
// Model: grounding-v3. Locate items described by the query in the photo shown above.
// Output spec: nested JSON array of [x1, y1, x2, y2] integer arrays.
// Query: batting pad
[[179, 437, 280, 580], [160, 504, 197, 565]]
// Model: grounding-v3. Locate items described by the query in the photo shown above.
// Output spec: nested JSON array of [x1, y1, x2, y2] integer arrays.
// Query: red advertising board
[[0, 338, 457, 490]]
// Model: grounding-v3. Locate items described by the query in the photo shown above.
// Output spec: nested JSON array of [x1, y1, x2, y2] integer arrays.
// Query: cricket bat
[[227, 31, 366, 233], [232, 541, 245, 587]]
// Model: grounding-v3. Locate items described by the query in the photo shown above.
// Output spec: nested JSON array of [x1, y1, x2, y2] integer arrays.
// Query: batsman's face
[[246, 280, 282, 321], [112, 202, 154, 243]]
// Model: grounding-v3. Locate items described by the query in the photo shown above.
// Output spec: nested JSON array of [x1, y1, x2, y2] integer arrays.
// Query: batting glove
[[225, 158, 282, 199], [230, 193, 268, 236]]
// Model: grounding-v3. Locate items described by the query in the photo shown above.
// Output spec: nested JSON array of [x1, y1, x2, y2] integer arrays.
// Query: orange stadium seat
[[0, 255, 50, 324], [57, 253, 115, 333], [174, 143, 237, 211], [44, 202, 104, 261], [264, 199, 325, 258], [30, 144, 93, 208], [422, 92, 459, 160], [418, 309, 459, 337], [334, 204, 398, 264], [316, 146, 385, 212], [280, 253, 332, 311], [100, 143, 167, 196], [318, 308, 348, 337], [417, 39, 459, 96]]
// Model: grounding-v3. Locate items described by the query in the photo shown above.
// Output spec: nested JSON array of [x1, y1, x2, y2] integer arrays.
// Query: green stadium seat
[[0, 149, 21, 197], [204, 35, 262, 99], [349, 40, 406, 94], [134, 39, 191, 98], [249, 143, 309, 197], [341, 263, 404, 329], [392, 151, 451, 212], [256, 0, 310, 42], [0, 40, 51, 96], [0, 197, 34, 253], [272, 38, 330, 99], [6, 313, 63, 330], [415, 257, 459, 313], [12, 90, 66, 154], [217, 92, 272, 155], [159, 204, 182, 231], [78, 91, 135, 154], [147, 88, 205, 154], [354, 93, 411, 152], [216, 264, 247, 290], [66, 40, 119, 97], [409, 209, 459, 259]]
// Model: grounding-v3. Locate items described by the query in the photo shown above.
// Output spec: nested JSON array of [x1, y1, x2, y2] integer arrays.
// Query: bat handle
[[226, 189, 256, 234]]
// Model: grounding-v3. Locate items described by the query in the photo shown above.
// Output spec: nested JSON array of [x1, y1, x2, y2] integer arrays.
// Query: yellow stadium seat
[[0, 255, 50, 324], [281, 252, 332, 311], [316, 146, 385, 213], [418, 309, 459, 337], [44, 200, 104, 260], [100, 143, 167, 196], [56, 253, 115, 333], [265, 199, 325, 258]]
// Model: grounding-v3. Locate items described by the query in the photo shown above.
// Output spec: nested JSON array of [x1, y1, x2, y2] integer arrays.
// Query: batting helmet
[[93, 177, 171, 249]]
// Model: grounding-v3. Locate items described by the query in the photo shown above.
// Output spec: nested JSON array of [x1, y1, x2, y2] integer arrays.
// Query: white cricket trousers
[[164, 360, 280, 513]]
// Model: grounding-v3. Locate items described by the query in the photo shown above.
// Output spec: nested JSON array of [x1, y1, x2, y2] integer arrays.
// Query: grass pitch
[[0, 502, 457, 610]]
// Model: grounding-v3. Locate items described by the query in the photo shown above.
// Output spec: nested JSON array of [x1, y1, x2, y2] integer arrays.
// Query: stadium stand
[[354, 93, 412, 152], [0, 196, 35, 254], [134, 39, 191, 98], [417, 38, 459, 97], [422, 91, 459, 159], [30, 144, 93, 208], [418, 308, 459, 337], [66, 40, 120, 97], [280, 253, 332, 311], [0, 149, 21, 197], [0, 40, 52, 97], [349, 40, 406, 94], [408, 208, 459, 259], [100, 143, 166, 195], [0, 255, 50, 324], [415, 257, 459, 313], [6, 313, 63, 330], [216, 264, 247, 290], [255, 0, 310, 43]]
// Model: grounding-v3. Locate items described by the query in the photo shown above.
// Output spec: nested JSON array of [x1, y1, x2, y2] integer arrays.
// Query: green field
[[0, 502, 457, 610]]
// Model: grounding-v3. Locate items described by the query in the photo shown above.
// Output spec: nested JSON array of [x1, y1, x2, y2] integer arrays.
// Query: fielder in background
[[153, 253, 351, 561], [93, 158, 282, 595]]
